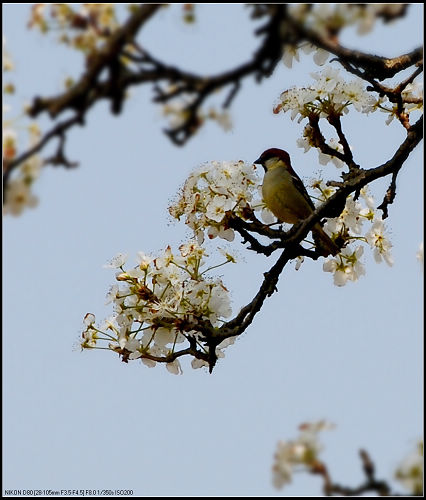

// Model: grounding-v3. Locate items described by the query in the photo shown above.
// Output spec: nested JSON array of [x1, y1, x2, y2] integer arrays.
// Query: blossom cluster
[[291, 4, 407, 37], [81, 242, 236, 374], [273, 423, 423, 494], [169, 160, 264, 244], [308, 182, 393, 286], [170, 159, 393, 287], [394, 440, 423, 495], [3, 144, 41, 216], [282, 4, 408, 68], [28, 4, 121, 56], [3, 40, 42, 216], [275, 68, 422, 127], [272, 420, 335, 489], [3, 37, 13, 72], [274, 68, 378, 122]]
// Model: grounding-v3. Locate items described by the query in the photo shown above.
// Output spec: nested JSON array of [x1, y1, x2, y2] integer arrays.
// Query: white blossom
[[142, 358, 156, 368], [162, 99, 192, 129], [296, 135, 312, 153], [416, 242, 423, 267], [323, 246, 365, 286], [81, 241, 235, 371], [288, 4, 407, 38], [206, 195, 235, 223], [166, 359, 183, 375], [276, 68, 377, 123], [365, 220, 393, 266], [395, 441, 423, 495], [81, 327, 98, 348], [295, 256, 304, 271], [3, 37, 14, 71], [191, 358, 208, 370], [3, 178, 39, 216], [169, 160, 261, 242], [338, 197, 366, 235], [313, 48, 329, 66], [282, 44, 300, 69], [317, 139, 345, 168], [83, 313, 96, 326], [402, 81, 423, 106], [136, 251, 152, 270], [104, 252, 128, 269], [207, 108, 233, 131], [272, 420, 334, 489], [260, 207, 276, 224], [359, 186, 376, 210]]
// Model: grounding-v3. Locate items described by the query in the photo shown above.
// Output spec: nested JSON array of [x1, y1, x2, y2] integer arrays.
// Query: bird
[[254, 148, 339, 257]]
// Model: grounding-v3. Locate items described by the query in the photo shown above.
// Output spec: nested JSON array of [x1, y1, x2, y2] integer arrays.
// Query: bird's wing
[[287, 169, 316, 211]]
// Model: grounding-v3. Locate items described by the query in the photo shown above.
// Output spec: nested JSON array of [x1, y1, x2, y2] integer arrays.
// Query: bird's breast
[[262, 168, 312, 224]]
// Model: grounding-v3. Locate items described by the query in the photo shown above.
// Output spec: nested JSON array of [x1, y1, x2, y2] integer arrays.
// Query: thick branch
[[28, 4, 161, 119], [300, 20, 423, 81], [8, 4, 421, 182], [298, 116, 422, 240], [210, 117, 422, 351], [377, 170, 399, 219], [219, 247, 294, 338]]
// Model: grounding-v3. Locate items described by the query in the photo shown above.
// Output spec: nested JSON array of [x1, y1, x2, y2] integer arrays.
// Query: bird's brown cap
[[254, 148, 291, 167]]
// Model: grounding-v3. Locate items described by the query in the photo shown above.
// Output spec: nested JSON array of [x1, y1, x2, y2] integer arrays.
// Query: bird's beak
[[253, 157, 266, 171]]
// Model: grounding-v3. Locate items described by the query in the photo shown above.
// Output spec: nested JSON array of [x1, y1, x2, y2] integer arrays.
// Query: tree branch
[[7, 4, 421, 187], [28, 4, 162, 119], [207, 116, 423, 354], [321, 449, 395, 496], [3, 114, 83, 185]]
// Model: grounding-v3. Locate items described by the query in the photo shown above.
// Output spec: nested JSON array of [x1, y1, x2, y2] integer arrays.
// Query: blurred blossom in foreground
[[272, 420, 335, 489], [395, 440, 423, 496]]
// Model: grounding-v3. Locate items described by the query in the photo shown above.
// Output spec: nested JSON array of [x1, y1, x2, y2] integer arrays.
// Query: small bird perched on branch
[[254, 148, 339, 257]]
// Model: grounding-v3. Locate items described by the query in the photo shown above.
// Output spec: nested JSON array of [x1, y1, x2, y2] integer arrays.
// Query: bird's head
[[254, 148, 292, 172]]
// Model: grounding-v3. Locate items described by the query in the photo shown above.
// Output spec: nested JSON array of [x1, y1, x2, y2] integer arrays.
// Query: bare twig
[[377, 170, 399, 219], [3, 114, 83, 185], [321, 449, 393, 496]]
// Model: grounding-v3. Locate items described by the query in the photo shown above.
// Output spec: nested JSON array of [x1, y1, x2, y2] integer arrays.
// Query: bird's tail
[[312, 223, 340, 257]]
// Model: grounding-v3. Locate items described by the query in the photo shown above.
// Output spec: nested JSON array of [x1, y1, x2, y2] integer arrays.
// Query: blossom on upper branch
[[28, 4, 120, 55], [280, 5, 407, 72], [274, 68, 377, 122], [289, 4, 407, 37]]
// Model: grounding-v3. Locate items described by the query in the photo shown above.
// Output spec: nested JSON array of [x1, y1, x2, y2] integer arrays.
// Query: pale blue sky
[[3, 4, 423, 496]]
